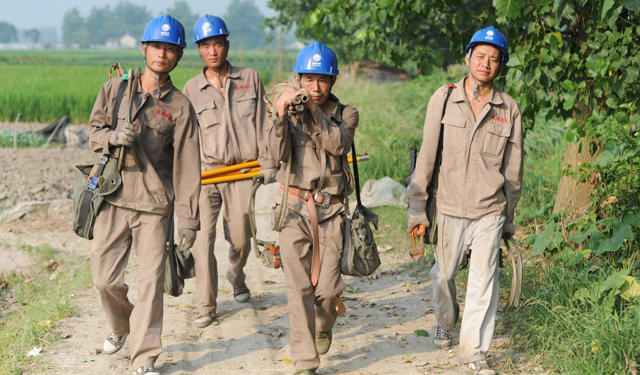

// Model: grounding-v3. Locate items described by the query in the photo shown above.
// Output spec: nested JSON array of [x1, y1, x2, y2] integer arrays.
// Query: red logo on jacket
[[491, 114, 509, 124], [156, 109, 175, 122], [235, 85, 252, 90]]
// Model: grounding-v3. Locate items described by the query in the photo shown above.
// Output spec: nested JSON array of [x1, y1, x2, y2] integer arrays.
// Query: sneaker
[[194, 311, 216, 328], [294, 370, 316, 375], [134, 365, 160, 375], [233, 282, 250, 303], [103, 331, 128, 355], [433, 325, 452, 349], [460, 360, 496, 375], [315, 329, 332, 355]]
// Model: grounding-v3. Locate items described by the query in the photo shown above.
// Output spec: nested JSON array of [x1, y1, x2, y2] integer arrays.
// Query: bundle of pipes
[[201, 154, 370, 185], [288, 95, 308, 113]]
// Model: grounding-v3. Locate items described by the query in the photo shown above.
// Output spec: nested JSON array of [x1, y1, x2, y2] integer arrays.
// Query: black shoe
[[233, 282, 250, 303]]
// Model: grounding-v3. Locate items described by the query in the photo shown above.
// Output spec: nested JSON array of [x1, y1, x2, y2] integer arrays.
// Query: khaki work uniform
[[266, 94, 359, 371], [183, 63, 276, 314], [87, 76, 201, 369], [407, 76, 523, 363]]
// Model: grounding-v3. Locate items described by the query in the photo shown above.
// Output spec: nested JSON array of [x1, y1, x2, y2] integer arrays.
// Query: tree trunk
[[553, 101, 598, 215], [349, 61, 360, 84]]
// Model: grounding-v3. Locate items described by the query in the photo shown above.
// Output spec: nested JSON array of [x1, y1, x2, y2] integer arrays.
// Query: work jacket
[[87, 76, 201, 230], [407, 76, 523, 225], [267, 94, 358, 219], [183, 63, 276, 172]]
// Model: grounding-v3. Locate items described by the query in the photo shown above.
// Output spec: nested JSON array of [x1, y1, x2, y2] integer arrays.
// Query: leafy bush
[[0, 130, 49, 148]]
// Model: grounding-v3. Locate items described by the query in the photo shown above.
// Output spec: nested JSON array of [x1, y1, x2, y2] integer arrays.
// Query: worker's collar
[[197, 61, 240, 90], [138, 74, 174, 99], [451, 76, 504, 106]]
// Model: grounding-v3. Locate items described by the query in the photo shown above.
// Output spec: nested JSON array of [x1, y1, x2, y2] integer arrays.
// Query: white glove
[[109, 122, 135, 147], [260, 168, 278, 185], [177, 228, 197, 251], [406, 208, 430, 236]]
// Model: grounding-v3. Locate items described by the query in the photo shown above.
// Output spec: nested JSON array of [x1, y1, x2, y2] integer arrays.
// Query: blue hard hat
[[465, 26, 509, 65], [293, 42, 339, 76], [193, 15, 230, 43], [141, 14, 186, 48]]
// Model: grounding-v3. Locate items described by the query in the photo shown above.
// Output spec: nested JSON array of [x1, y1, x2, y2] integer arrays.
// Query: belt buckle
[[314, 191, 331, 208]]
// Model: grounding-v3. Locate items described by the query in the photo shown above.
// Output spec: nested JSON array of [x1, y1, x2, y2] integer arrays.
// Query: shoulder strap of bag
[[429, 84, 455, 193], [351, 141, 363, 209], [110, 79, 129, 131]]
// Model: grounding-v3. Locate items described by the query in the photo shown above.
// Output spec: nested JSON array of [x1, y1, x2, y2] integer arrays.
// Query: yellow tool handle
[[201, 160, 260, 179], [201, 171, 260, 186]]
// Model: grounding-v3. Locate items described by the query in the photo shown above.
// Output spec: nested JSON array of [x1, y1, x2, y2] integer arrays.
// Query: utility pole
[[278, 25, 283, 73]]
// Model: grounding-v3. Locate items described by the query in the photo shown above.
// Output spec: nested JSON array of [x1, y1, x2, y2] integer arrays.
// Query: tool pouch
[[72, 157, 122, 239], [260, 244, 282, 269], [341, 205, 380, 276], [340, 141, 381, 277]]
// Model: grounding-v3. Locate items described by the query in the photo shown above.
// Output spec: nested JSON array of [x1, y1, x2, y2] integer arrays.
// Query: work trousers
[[191, 179, 253, 314], [91, 202, 169, 369], [430, 213, 505, 363], [279, 208, 345, 371]]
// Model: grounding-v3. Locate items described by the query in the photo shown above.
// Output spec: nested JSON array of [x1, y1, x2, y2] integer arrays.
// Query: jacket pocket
[[482, 122, 511, 157], [194, 100, 221, 127], [141, 114, 173, 162], [442, 114, 466, 150], [234, 91, 257, 119]]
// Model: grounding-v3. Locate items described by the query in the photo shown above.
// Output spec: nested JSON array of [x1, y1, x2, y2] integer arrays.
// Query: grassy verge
[[0, 131, 49, 148], [0, 244, 91, 375]]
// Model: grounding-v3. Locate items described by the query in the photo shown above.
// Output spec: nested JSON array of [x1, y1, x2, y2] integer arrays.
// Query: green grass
[[0, 49, 289, 123], [0, 131, 49, 148], [0, 245, 92, 375]]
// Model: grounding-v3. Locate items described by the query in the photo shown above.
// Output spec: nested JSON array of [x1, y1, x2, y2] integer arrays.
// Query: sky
[[1, 0, 277, 33]]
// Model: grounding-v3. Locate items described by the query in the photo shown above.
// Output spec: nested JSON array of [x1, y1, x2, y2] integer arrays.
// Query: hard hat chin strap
[[143, 44, 179, 99]]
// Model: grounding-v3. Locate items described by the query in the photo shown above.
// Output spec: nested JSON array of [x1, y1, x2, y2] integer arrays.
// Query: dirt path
[[0, 147, 519, 375]]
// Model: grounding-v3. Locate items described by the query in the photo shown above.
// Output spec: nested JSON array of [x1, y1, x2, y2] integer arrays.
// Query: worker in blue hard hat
[[87, 14, 201, 375], [183, 14, 278, 328], [407, 26, 523, 375], [265, 41, 359, 375]]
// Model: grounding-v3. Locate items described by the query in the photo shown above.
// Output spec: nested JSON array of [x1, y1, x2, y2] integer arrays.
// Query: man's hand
[[502, 222, 515, 240], [275, 86, 317, 115], [406, 208, 430, 236], [177, 228, 197, 251], [260, 168, 278, 185], [109, 122, 135, 147]]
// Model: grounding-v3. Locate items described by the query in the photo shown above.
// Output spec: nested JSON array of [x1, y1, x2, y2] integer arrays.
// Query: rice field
[[0, 49, 293, 123]]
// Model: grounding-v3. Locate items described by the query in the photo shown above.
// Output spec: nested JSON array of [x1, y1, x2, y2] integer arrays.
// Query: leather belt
[[279, 185, 343, 286]]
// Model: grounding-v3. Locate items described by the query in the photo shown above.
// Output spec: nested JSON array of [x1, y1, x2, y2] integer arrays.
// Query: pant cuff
[[459, 353, 486, 364]]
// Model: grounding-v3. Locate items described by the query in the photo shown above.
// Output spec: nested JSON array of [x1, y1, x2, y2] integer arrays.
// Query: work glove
[[260, 168, 278, 185], [502, 222, 515, 241], [406, 208, 430, 236], [109, 122, 135, 147], [177, 228, 197, 251]]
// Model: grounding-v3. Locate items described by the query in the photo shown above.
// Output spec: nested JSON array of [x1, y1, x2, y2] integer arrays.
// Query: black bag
[[72, 79, 128, 239], [341, 142, 380, 277], [164, 214, 196, 297], [421, 84, 455, 245]]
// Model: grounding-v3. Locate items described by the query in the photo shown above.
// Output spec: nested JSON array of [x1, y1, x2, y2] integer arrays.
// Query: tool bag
[[341, 142, 380, 277], [421, 84, 455, 245], [72, 78, 128, 239]]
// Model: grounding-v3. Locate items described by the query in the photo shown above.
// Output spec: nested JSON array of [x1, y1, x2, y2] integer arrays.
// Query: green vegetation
[[0, 49, 295, 123], [0, 131, 49, 148], [0, 245, 92, 375]]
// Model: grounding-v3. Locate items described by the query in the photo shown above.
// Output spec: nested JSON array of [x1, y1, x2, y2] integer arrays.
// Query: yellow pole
[[201, 155, 369, 185], [201, 160, 260, 179]]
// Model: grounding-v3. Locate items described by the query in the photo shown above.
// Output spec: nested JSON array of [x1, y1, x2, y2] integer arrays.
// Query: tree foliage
[[496, 0, 640, 130], [23, 29, 41, 44], [0, 21, 18, 44], [224, 0, 267, 50]]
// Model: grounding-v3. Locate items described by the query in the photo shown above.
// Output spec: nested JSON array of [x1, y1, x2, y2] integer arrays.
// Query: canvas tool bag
[[341, 142, 380, 277], [164, 213, 196, 297], [72, 77, 128, 239]]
